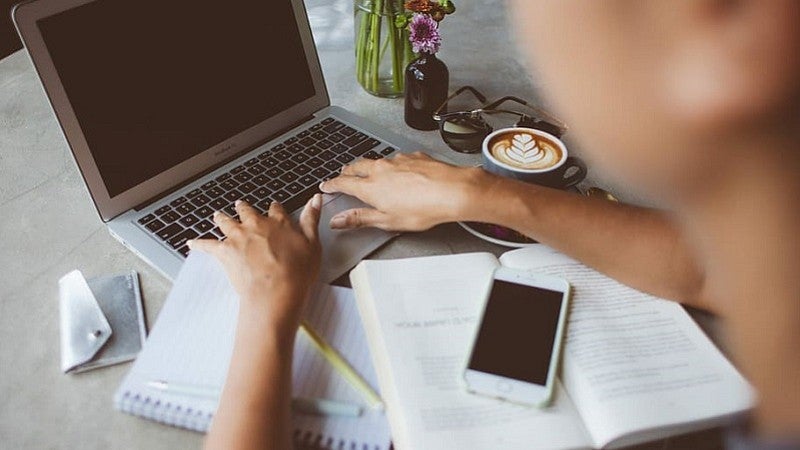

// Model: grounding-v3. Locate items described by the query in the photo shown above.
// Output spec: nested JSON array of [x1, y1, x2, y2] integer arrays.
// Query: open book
[[350, 246, 754, 449]]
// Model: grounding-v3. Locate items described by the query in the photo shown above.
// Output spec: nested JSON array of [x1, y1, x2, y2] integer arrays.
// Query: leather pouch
[[59, 270, 146, 374]]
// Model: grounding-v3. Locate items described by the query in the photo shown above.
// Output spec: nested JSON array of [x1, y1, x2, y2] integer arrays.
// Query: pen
[[299, 320, 384, 410], [147, 380, 364, 417]]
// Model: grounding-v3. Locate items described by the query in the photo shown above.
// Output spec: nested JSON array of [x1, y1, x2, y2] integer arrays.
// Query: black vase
[[404, 52, 449, 131]]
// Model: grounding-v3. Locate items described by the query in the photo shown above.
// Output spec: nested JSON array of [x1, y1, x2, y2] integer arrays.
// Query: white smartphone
[[463, 267, 571, 408]]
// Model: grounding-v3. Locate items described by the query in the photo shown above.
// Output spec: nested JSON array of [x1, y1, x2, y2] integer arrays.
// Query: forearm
[[463, 173, 711, 309], [205, 300, 297, 450]]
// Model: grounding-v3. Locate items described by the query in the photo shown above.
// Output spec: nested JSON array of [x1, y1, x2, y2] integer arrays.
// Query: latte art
[[489, 132, 563, 170]]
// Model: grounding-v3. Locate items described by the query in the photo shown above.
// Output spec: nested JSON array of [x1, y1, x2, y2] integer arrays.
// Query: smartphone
[[463, 267, 571, 408]]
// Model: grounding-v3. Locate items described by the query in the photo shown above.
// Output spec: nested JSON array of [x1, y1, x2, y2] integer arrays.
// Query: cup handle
[[560, 157, 587, 188]]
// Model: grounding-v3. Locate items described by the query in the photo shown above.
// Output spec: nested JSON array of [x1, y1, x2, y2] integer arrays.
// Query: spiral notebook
[[114, 251, 390, 450]]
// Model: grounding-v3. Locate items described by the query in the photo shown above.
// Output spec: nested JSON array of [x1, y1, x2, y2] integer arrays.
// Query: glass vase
[[354, 0, 413, 98]]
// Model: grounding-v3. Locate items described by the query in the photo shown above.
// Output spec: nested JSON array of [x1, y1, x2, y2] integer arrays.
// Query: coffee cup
[[481, 127, 586, 189]]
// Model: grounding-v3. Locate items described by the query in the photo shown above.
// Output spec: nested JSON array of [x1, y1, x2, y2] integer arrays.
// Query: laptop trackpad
[[292, 194, 396, 284]]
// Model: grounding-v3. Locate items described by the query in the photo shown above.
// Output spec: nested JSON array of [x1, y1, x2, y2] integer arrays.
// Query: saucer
[[458, 221, 538, 248]]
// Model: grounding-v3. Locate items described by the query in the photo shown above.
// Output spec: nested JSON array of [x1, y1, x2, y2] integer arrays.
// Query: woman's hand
[[319, 152, 492, 231], [187, 195, 322, 333]]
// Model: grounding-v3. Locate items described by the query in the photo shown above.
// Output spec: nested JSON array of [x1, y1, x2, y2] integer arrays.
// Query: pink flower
[[409, 13, 442, 54]]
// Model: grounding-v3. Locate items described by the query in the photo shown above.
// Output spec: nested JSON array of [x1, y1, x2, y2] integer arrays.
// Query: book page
[[353, 253, 592, 450], [500, 246, 754, 448]]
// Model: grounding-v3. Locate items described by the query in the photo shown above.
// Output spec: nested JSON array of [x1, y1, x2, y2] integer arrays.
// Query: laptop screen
[[37, 0, 316, 198]]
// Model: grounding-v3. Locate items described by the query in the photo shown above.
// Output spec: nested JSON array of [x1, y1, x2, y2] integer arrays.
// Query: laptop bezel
[[12, 0, 330, 222]]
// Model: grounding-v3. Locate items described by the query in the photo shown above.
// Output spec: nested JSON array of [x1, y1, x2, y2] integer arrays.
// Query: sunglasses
[[432, 86, 568, 154]]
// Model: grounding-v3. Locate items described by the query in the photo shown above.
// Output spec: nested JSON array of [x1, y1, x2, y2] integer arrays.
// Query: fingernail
[[186, 239, 194, 248], [235, 200, 242, 206], [318, 181, 327, 192], [213, 211, 220, 217], [330, 214, 347, 229], [311, 193, 322, 210]]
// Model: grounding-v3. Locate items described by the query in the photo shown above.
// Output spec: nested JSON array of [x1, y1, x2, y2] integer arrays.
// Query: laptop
[[13, 0, 421, 283]]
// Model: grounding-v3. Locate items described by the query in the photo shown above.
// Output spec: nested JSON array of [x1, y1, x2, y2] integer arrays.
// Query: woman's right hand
[[319, 152, 493, 231]]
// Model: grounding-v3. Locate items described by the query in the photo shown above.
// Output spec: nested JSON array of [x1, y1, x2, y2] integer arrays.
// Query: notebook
[[350, 246, 754, 450], [114, 251, 391, 450]]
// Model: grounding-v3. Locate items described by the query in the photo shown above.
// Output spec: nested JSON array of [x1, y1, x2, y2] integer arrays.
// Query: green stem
[[356, 4, 371, 86], [370, 0, 384, 92], [385, 0, 401, 91]]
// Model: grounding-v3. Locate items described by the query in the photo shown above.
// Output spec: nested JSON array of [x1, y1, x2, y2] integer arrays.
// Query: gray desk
[[0, 1, 722, 448]]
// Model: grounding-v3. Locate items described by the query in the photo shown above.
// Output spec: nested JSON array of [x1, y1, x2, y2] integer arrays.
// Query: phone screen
[[468, 280, 564, 385]]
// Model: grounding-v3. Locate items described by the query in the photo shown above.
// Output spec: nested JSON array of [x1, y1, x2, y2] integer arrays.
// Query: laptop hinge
[[133, 115, 317, 211]]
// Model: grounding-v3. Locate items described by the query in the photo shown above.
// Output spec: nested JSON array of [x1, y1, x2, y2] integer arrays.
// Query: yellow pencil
[[299, 320, 384, 410]]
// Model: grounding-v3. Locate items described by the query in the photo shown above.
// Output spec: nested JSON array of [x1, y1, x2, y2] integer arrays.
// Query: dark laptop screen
[[37, 0, 316, 198]]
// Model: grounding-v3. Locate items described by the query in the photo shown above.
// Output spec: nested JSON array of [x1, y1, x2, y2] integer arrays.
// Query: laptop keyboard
[[135, 117, 397, 257]]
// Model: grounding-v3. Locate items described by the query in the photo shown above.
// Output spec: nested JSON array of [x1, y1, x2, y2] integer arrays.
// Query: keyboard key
[[311, 131, 327, 140], [197, 232, 217, 241], [206, 186, 225, 198], [243, 194, 258, 205], [282, 185, 322, 213], [348, 139, 380, 156], [365, 138, 381, 147], [319, 150, 337, 161], [381, 146, 396, 156], [253, 175, 269, 186], [283, 136, 298, 145], [175, 203, 195, 215], [266, 168, 282, 178], [244, 158, 259, 166], [299, 137, 316, 147], [299, 175, 317, 186], [331, 143, 348, 153], [186, 188, 203, 199], [157, 223, 183, 240], [324, 160, 341, 171], [328, 133, 345, 143], [191, 194, 210, 207], [247, 164, 266, 175], [321, 117, 334, 125], [363, 151, 382, 160], [179, 214, 199, 227], [168, 229, 198, 249], [233, 172, 253, 183], [323, 121, 344, 133], [195, 220, 214, 233], [267, 179, 285, 190], [317, 139, 334, 149], [215, 172, 232, 182], [138, 214, 155, 225], [271, 143, 286, 151], [162, 211, 180, 223], [275, 150, 292, 160], [294, 164, 311, 175], [261, 157, 279, 168], [212, 226, 225, 238], [220, 179, 237, 191], [286, 182, 303, 194], [304, 145, 322, 156], [279, 160, 297, 171], [336, 154, 355, 164], [272, 190, 290, 202], [239, 181, 257, 193], [340, 126, 356, 136], [291, 153, 310, 163], [280, 172, 299, 182], [288, 144, 304, 154], [298, 130, 311, 138], [257, 150, 272, 160], [209, 198, 227, 210], [311, 167, 330, 179], [201, 180, 217, 190], [170, 196, 187, 207], [342, 133, 367, 147], [255, 200, 272, 212], [306, 157, 323, 167], [253, 187, 271, 199], [223, 204, 237, 216], [231, 165, 246, 175], [196, 206, 214, 218], [310, 122, 324, 131], [223, 190, 242, 202], [155, 205, 172, 216], [145, 219, 165, 232], [177, 245, 190, 257]]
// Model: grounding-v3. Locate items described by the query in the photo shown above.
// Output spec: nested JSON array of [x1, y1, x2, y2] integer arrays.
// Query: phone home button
[[497, 380, 513, 393]]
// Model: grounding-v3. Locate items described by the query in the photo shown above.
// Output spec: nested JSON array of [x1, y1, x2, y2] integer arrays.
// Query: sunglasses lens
[[440, 116, 491, 153]]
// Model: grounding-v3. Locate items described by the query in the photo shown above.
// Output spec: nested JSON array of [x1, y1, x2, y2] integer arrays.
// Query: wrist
[[238, 287, 307, 343], [455, 168, 507, 222]]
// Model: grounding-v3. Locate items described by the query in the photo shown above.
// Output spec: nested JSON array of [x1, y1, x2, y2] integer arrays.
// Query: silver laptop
[[13, 0, 420, 283]]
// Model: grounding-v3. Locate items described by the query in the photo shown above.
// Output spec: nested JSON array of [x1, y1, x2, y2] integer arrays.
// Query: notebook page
[[352, 253, 592, 450], [115, 251, 391, 448], [500, 246, 754, 448], [292, 283, 391, 450]]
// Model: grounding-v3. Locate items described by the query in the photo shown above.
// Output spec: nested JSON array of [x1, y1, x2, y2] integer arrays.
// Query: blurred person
[[198, 0, 799, 449]]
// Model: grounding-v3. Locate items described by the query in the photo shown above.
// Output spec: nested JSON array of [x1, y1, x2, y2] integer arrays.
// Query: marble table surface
[[0, 1, 718, 449]]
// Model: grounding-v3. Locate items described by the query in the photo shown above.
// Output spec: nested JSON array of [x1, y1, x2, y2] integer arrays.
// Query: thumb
[[299, 194, 322, 243], [329, 208, 389, 230], [187, 238, 223, 256]]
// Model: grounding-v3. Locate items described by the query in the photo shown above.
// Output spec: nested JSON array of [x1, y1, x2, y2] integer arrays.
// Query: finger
[[213, 210, 240, 237], [186, 237, 223, 256], [340, 159, 377, 177], [268, 201, 289, 222], [329, 208, 389, 230], [235, 200, 259, 225], [319, 174, 368, 197], [299, 193, 322, 242]]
